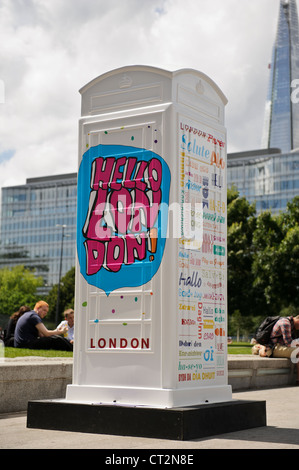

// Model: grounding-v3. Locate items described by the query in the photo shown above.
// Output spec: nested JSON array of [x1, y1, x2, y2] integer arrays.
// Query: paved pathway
[[1, 386, 298, 449]]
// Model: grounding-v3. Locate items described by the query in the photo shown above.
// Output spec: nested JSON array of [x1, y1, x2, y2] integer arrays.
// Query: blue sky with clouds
[[0, 0, 280, 189]]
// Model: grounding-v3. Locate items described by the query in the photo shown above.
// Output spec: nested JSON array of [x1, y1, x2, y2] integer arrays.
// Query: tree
[[251, 211, 284, 314], [278, 225, 299, 308], [227, 188, 258, 317], [252, 197, 299, 314], [227, 189, 299, 320], [46, 267, 75, 322], [0, 266, 43, 317]]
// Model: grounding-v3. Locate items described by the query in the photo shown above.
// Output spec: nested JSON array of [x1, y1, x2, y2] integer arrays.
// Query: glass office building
[[227, 148, 299, 213], [0, 173, 77, 293], [262, 0, 299, 153], [239, 1, 299, 213]]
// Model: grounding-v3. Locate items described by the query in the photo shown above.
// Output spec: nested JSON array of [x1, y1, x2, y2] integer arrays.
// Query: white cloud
[[0, 0, 280, 189]]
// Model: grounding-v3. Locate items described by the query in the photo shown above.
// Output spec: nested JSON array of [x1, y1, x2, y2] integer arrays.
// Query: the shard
[[262, 0, 299, 152]]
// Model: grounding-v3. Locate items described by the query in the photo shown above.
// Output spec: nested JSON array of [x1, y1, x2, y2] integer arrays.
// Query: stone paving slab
[[1, 386, 299, 449]]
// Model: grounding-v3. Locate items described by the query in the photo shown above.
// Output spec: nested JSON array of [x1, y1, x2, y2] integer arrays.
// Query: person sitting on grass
[[4, 305, 31, 347], [57, 308, 74, 344], [14, 300, 73, 351]]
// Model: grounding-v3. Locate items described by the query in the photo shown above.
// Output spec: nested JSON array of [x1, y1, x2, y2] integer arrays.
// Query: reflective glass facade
[[227, 149, 299, 213], [0, 173, 77, 292], [262, 0, 299, 152]]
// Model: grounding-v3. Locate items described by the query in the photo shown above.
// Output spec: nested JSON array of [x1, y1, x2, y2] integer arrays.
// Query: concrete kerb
[[0, 355, 297, 413], [0, 357, 73, 413], [228, 354, 297, 390]]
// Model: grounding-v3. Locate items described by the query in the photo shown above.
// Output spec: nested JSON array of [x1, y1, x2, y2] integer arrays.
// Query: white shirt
[[57, 320, 74, 342]]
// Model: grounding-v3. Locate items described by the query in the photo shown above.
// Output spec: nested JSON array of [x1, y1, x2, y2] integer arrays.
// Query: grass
[[3, 342, 253, 358], [228, 342, 252, 354], [4, 347, 73, 358]]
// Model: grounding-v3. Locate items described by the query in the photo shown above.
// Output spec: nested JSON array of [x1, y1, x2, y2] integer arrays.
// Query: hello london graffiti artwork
[[77, 144, 171, 294]]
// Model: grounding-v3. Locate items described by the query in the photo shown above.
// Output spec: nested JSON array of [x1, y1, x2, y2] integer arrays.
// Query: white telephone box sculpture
[[66, 66, 232, 408]]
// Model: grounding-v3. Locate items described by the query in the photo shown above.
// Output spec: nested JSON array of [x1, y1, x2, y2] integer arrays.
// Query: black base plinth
[[27, 399, 266, 441]]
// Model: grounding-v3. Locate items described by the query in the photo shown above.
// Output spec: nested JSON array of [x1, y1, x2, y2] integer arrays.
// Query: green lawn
[[3, 343, 252, 358], [4, 347, 73, 358], [228, 342, 252, 354]]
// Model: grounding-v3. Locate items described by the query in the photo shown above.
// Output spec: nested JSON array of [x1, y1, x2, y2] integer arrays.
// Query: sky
[[0, 0, 280, 190]]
